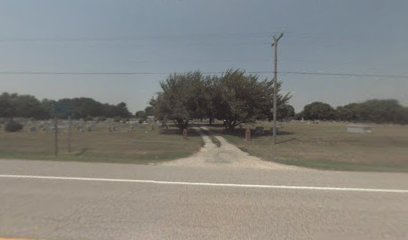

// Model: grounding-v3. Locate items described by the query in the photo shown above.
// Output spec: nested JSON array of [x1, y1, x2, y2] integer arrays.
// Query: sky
[[0, 0, 407, 112]]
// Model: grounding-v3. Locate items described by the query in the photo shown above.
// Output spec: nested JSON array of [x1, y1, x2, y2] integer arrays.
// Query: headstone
[[347, 125, 372, 134]]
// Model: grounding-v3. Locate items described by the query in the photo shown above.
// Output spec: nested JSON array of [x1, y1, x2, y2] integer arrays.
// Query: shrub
[[84, 116, 94, 121], [5, 120, 23, 132]]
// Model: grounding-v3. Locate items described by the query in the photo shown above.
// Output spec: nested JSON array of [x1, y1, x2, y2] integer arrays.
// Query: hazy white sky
[[0, 0, 407, 112]]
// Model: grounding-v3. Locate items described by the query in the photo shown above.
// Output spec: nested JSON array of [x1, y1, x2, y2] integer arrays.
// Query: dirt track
[[162, 127, 296, 170]]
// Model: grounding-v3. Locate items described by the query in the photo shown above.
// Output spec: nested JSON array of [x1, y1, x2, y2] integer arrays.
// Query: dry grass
[[0, 124, 203, 164], [212, 121, 408, 172]]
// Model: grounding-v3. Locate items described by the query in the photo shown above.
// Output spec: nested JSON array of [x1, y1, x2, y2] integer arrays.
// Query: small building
[[347, 124, 372, 134]]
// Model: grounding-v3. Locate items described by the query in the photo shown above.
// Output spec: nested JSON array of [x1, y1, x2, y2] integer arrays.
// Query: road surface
[[1, 159, 408, 240]]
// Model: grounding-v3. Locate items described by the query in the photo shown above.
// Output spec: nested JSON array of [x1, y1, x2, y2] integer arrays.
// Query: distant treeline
[[0, 92, 132, 120], [2, 91, 407, 125], [299, 99, 408, 124]]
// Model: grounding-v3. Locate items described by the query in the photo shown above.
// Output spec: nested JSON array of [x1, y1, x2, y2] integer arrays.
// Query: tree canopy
[[150, 72, 207, 129], [336, 99, 408, 124], [0, 93, 49, 119], [150, 69, 292, 129], [301, 102, 337, 120], [0, 92, 132, 120], [299, 99, 408, 124]]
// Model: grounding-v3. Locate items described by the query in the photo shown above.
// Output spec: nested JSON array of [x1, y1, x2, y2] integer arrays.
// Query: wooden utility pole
[[272, 33, 284, 144], [67, 115, 72, 153], [54, 116, 59, 156]]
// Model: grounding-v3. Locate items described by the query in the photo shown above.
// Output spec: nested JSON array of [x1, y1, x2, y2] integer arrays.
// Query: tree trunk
[[183, 120, 189, 129], [224, 119, 236, 131], [175, 119, 187, 130]]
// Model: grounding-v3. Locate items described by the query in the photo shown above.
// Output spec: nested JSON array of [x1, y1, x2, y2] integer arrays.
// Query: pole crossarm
[[271, 33, 284, 47]]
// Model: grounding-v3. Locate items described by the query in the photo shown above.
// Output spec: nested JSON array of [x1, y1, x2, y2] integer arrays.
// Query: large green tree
[[213, 70, 262, 129], [151, 69, 292, 130], [213, 69, 291, 129], [151, 71, 206, 129], [0, 92, 49, 119], [278, 104, 296, 120], [301, 102, 337, 120], [337, 99, 408, 124], [0, 92, 132, 120]]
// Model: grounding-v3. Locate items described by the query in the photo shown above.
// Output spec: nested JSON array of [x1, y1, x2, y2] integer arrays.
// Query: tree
[[0, 92, 48, 119], [52, 98, 131, 119], [144, 106, 154, 116], [337, 99, 408, 124], [5, 119, 23, 132], [0, 93, 16, 118], [115, 102, 132, 118], [213, 69, 291, 129], [135, 110, 146, 119], [213, 70, 262, 129], [301, 102, 337, 120], [40, 99, 56, 118], [299, 99, 408, 124], [151, 69, 292, 130], [278, 104, 295, 120], [0, 92, 133, 120], [135, 110, 147, 123], [336, 103, 360, 122], [13, 95, 48, 119], [151, 71, 205, 129], [258, 81, 292, 121]]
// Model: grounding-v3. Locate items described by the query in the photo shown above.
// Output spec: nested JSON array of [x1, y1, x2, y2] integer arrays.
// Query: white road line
[[0, 174, 407, 193]]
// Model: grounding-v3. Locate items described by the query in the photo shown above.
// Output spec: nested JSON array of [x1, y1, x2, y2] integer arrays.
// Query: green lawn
[[0, 124, 203, 164], [210, 121, 408, 172]]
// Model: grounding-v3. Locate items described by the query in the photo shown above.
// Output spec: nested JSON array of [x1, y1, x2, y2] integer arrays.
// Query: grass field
[[210, 121, 408, 172], [0, 124, 203, 164], [2, 120, 408, 172]]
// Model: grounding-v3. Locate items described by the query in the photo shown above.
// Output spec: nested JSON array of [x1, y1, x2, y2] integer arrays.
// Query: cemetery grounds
[[0, 119, 203, 164], [1, 119, 408, 172], [209, 121, 408, 172]]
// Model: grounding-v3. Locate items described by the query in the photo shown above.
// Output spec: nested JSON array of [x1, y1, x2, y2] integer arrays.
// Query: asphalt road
[[1, 159, 408, 240]]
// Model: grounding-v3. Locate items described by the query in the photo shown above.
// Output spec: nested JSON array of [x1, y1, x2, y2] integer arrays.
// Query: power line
[[0, 70, 407, 79], [282, 71, 408, 79], [1, 32, 360, 43], [0, 71, 169, 75], [0, 32, 283, 43]]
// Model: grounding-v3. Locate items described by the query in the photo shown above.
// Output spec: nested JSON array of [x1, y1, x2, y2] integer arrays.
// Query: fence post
[[183, 128, 188, 139], [245, 127, 251, 141]]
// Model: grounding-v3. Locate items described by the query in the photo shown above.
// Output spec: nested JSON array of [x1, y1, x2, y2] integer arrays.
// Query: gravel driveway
[[162, 127, 296, 170]]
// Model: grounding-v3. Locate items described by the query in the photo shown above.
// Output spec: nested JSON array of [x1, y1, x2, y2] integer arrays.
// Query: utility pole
[[67, 115, 72, 153], [272, 33, 284, 144]]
